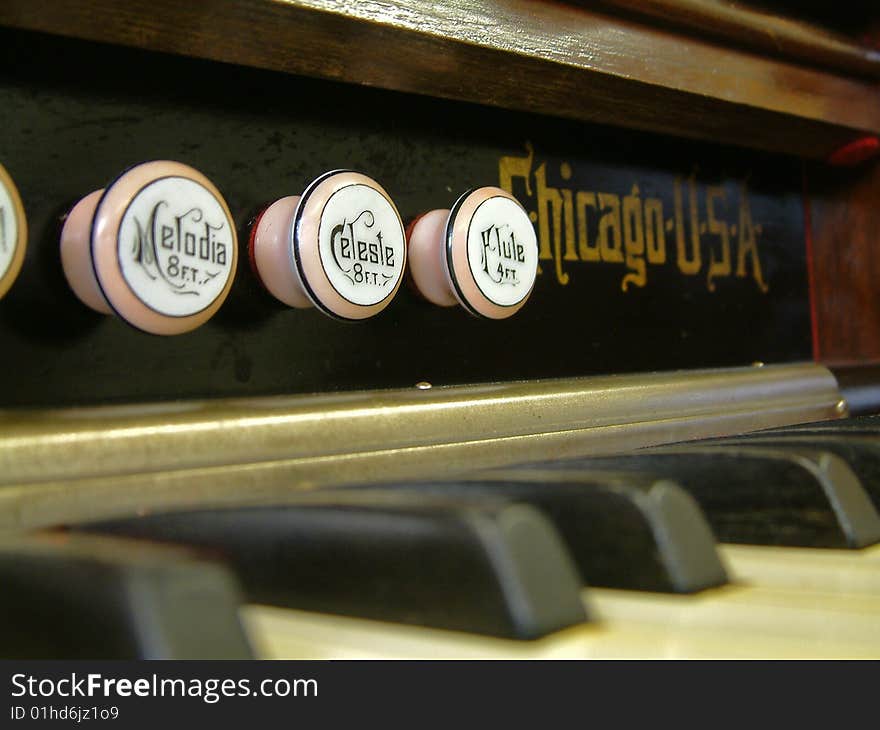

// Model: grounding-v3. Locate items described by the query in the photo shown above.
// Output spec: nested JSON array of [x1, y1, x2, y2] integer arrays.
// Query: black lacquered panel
[[0, 28, 811, 407]]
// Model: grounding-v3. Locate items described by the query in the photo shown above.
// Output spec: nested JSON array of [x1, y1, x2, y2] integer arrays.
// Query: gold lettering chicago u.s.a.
[[498, 143, 768, 293]]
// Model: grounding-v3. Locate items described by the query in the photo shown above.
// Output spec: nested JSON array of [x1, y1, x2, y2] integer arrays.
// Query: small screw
[[751, 361, 765, 368], [415, 381, 433, 390], [835, 399, 848, 416]]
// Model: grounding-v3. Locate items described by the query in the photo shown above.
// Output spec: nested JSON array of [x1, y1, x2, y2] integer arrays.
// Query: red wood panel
[[809, 160, 880, 365]]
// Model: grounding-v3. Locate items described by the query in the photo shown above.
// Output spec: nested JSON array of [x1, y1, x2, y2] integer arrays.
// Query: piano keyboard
[[1, 1, 878, 666], [2, 363, 878, 659], [238, 426, 880, 659]]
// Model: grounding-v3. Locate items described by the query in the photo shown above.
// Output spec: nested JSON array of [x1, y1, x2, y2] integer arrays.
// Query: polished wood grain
[[0, 0, 878, 158], [808, 160, 880, 365], [596, 0, 880, 79]]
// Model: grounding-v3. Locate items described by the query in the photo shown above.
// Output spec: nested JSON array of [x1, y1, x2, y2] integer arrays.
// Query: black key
[[519, 446, 880, 549], [364, 476, 727, 594], [0, 533, 252, 659], [705, 433, 880, 512], [758, 414, 880, 435], [83, 495, 588, 640]]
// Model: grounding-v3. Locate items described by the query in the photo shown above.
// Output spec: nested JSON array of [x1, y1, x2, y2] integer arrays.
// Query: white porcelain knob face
[[314, 180, 405, 307], [0, 163, 27, 301], [408, 187, 538, 319], [115, 176, 233, 317], [251, 170, 406, 320], [453, 190, 539, 312], [61, 161, 238, 335]]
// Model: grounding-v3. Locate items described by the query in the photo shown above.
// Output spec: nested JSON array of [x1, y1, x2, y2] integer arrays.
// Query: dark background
[[0, 28, 812, 407]]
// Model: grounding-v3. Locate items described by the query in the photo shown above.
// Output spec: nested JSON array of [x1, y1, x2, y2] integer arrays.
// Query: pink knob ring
[[249, 170, 406, 321], [407, 187, 538, 319], [0, 163, 28, 301], [60, 161, 238, 336]]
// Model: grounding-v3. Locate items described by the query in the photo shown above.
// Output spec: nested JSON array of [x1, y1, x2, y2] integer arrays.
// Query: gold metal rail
[[0, 363, 843, 530]]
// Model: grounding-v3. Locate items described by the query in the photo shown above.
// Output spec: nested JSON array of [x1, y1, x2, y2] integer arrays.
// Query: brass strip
[[0, 363, 842, 529]]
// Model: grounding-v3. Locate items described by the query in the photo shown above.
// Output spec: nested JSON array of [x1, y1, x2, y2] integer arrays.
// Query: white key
[[720, 543, 880, 595], [589, 584, 880, 650], [242, 593, 880, 660]]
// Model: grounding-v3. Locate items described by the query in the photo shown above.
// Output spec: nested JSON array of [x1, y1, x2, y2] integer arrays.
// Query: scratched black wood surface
[[0, 28, 811, 407]]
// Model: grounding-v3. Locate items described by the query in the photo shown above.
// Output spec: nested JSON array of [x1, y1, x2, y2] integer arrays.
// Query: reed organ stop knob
[[60, 160, 238, 335], [406, 187, 538, 319], [0, 163, 27, 301], [249, 170, 407, 320]]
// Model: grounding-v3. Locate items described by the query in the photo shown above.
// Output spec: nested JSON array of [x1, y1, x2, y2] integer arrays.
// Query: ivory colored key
[[249, 170, 406, 320], [243, 602, 880, 659], [0, 163, 27, 300], [721, 543, 880, 595], [60, 160, 238, 335], [588, 585, 880, 649], [406, 187, 538, 319]]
